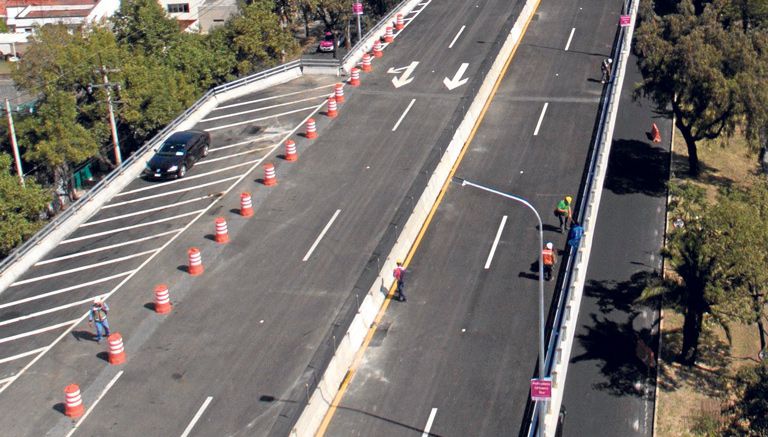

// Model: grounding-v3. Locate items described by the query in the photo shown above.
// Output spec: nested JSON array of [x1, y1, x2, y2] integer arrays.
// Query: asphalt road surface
[[0, 1, 531, 436], [560, 45, 669, 437], [322, 0, 626, 436]]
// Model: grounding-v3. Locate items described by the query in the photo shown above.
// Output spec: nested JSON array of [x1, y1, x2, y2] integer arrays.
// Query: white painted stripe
[[448, 25, 466, 49], [0, 376, 15, 386], [0, 347, 47, 365], [119, 159, 262, 196], [0, 319, 77, 344], [0, 272, 133, 310], [81, 195, 217, 227], [104, 177, 237, 208], [201, 94, 330, 123], [65, 371, 124, 437], [0, 296, 94, 327], [40, 230, 181, 265], [484, 215, 508, 269], [205, 105, 319, 132], [422, 408, 438, 437], [392, 99, 416, 132], [533, 102, 549, 136], [11, 249, 157, 287], [180, 396, 214, 437], [564, 28, 575, 51], [208, 133, 283, 153], [62, 211, 202, 243], [213, 84, 335, 111], [303, 209, 341, 262], [196, 147, 271, 165]]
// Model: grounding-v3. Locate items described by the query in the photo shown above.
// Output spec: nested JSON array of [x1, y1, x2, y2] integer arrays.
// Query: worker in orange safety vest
[[542, 242, 557, 282]]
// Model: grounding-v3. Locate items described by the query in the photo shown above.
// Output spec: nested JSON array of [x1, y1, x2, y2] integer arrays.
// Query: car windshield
[[323, 33, 334, 42], [158, 142, 186, 156]]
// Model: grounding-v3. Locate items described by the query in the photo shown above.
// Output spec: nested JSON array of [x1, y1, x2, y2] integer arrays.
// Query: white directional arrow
[[388, 61, 419, 88], [443, 63, 470, 90]]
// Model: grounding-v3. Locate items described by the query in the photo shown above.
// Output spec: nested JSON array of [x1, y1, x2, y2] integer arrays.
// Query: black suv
[[144, 130, 210, 179]]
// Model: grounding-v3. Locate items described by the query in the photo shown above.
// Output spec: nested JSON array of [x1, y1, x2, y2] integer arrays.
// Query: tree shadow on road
[[604, 139, 669, 197]]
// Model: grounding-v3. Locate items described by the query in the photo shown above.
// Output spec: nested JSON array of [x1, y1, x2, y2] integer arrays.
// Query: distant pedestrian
[[393, 260, 407, 302], [542, 242, 557, 282], [554, 196, 573, 233], [88, 297, 110, 343], [601, 58, 613, 84], [567, 221, 584, 249]]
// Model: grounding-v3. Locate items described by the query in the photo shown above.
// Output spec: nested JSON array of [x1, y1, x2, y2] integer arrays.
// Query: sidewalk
[[560, 49, 671, 435]]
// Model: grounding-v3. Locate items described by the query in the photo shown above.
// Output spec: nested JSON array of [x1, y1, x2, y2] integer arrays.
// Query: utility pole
[[93, 61, 122, 166], [5, 98, 24, 186]]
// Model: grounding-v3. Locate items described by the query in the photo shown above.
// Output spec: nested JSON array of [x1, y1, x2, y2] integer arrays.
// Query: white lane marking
[[209, 133, 283, 153], [0, 296, 102, 327], [11, 249, 157, 287], [0, 319, 77, 344], [303, 209, 341, 262], [81, 195, 217, 227], [62, 211, 203, 243], [0, 271, 134, 310], [180, 396, 214, 437], [196, 147, 271, 165], [104, 177, 237, 208], [119, 159, 262, 197], [533, 102, 549, 136], [40, 230, 181, 265], [448, 25, 466, 49], [0, 96, 329, 396], [422, 408, 438, 437], [213, 84, 335, 111], [0, 347, 47, 365], [392, 99, 416, 132], [64, 371, 124, 437], [205, 105, 319, 132], [0, 376, 14, 385], [484, 215, 508, 270], [201, 94, 330, 123], [564, 28, 575, 51], [443, 63, 470, 90]]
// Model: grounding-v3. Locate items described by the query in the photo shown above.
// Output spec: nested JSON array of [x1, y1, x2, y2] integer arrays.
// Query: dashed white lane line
[[0, 319, 77, 344], [0, 271, 134, 310], [104, 177, 238, 208], [213, 83, 335, 111], [64, 370, 124, 437], [196, 147, 272, 165], [0, 296, 95, 327], [38, 230, 181, 266], [62, 211, 203, 243], [421, 408, 438, 437], [449, 25, 466, 49], [81, 195, 218, 227], [205, 105, 319, 132], [180, 396, 214, 437], [564, 27, 575, 51], [0, 347, 47, 365], [119, 159, 262, 197], [533, 102, 549, 136], [303, 209, 341, 262], [484, 215, 508, 270], [11, 249, 158, 287], [392, 99, 416, 132], [201, 94, 330, 123]]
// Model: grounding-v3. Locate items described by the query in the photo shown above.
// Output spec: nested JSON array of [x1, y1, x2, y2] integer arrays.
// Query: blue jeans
[[94, 320, 110, 341]]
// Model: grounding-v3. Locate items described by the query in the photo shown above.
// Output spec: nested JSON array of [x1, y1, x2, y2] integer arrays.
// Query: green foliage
[[727, 362, 768, 435], [227, 0, 299, 74], [112, 0, 180, 56], [0, 154, 49, 256]]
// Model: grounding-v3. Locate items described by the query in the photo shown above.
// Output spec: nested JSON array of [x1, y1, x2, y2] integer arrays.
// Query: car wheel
[[202, 144, 209, 157], [177, 164, 187, 178]]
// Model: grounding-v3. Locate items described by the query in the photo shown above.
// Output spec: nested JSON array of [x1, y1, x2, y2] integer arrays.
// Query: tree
[[227, 0, 299, 75], [727, 362, 768, 435], [112, 0, 180, 57], [634, 0, 767, 176], [0, 153, 49, 257]]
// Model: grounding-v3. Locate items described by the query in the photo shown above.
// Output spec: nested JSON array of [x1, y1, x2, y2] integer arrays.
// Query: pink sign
[[619, 15, 631, 26], [353, 2, 363, 15], [530, 378, 552, 401]]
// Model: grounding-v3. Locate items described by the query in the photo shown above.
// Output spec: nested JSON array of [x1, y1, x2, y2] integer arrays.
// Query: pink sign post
[[530, 378, 552, 401], [619, 15, 631, 26], [353, 2, 363, 15]]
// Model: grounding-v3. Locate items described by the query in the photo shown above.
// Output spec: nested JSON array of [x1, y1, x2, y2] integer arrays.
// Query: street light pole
[[457, 178, 546, 437]]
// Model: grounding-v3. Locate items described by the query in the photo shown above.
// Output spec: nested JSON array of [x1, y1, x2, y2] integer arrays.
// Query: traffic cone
[[305, 118, 318, 139], [651, 123, 661, 143], [334, 83, 344, 103], [214, 217, 229, 243], [349, 68, 361, 87], [263, 163, 277, 186], [395, 14, 404, 30], [188, 247, 203, 276], [153, 284, 171, 314], [64, 384, 85, 418], [107, 333, 126, 365], [361, 53, 372, 72], [373, 40, 383, 58], [240, 192, 254, 217], [385, 26, 394, 43], [326, 97, 338, 118], [284, 139, 298, 161]]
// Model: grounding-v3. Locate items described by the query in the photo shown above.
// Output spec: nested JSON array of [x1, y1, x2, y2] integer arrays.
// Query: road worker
[[555, 196, 573, 233], [88, 297, 110, 343], [393, 260, 407, 302], [542, 242, 557, 282]]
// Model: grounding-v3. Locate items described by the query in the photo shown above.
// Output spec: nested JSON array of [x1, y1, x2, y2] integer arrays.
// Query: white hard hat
[[546, 242, 553, 249], [93, 297, 102, 304], [607, 58, 613, 64]]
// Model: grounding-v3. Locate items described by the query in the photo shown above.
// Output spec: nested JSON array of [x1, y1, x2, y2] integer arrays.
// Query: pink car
[[318, 31, 344, 52]]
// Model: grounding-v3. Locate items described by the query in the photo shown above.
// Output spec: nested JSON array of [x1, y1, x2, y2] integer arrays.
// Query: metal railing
[[342, 0, 413, 65]]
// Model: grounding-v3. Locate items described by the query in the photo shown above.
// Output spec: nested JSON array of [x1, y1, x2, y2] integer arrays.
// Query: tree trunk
[[759, 318, 766, 355], [302, 7, 310, 39], [680, 286, 705, 365], [676, 118, 700, 177]]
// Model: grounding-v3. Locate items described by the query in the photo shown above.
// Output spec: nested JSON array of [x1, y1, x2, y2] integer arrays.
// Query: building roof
[[23, 7, 91, 17]]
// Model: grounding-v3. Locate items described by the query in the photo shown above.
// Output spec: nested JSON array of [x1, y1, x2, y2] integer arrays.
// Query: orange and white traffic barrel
[[188, 247, 204, 276], [396, 14, 404, 30], [335, 83, 344, 103], [64, 384, 85, 418], [240, 192, 254, 217], [373, 40, 383, 58], [385, 26, 394, 43], [327, 97, 338, 118], [361, 53, 372, 72], [154, 284, 171, 314], [107, 333, 126, 365], [305, 118, 318, 139], [349, 68, 361, 87], [284, 139, 298, 162], [214, 217, 229, 243], [263, 163, 277, 186]]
